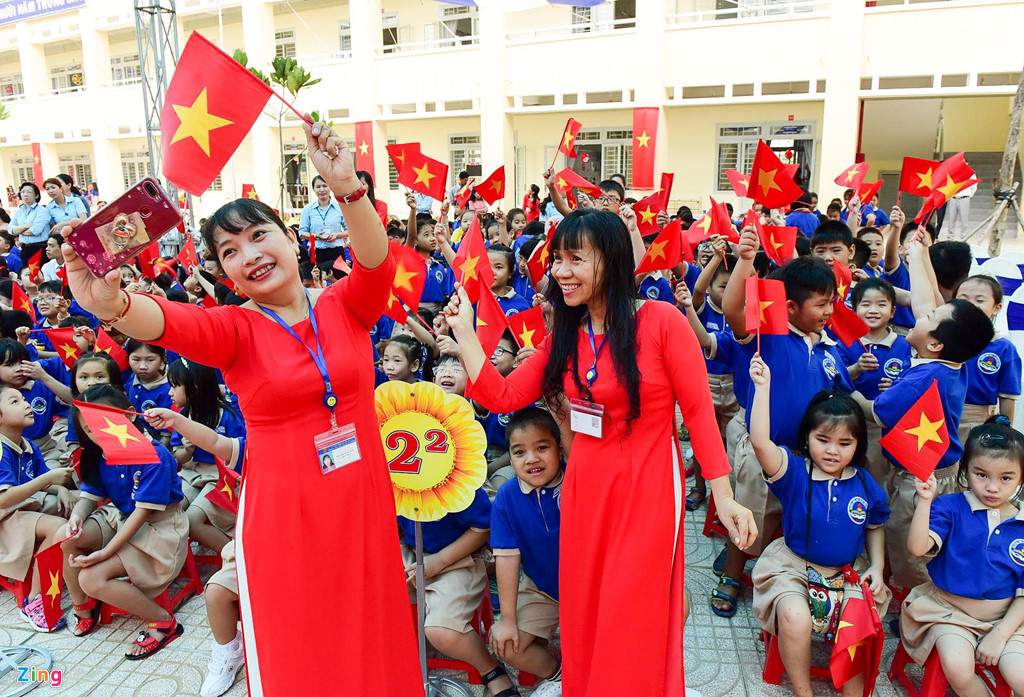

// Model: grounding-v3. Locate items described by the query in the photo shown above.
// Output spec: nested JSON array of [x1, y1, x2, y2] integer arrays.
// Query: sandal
[[709, 575, 742, 618], [70, 599, 103, 637], [481, 665, 520, 697], [124, 615, 184, 660], [685, 487, 707, 511]]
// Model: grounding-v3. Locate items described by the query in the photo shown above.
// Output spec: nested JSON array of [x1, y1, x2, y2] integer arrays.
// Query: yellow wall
[[943, 96, 1013, 154]]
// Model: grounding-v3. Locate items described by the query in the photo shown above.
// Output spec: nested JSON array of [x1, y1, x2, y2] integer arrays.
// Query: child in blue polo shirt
[[809, 221, 855, 281], [837, 278, 912, 486], [953, 275, 1022, 439], [0, 339, 72, 468], [489, 408, 563, 697], [59, 384, 188, 660], [125, 340, 173, 446], [901, 419, 1024, 696], [749, 358, 889, 697], [488, 245, 531, 317]]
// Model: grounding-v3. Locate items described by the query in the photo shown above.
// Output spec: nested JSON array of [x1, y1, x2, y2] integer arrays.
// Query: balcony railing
[[506, 17, 636, 43], [294, 51, 353, 68], [667, 0, 830, 25], [374, 36, 479, 56]]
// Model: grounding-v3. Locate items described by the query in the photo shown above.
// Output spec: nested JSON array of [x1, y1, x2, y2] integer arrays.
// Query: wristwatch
[[335, 185, 367, 205]]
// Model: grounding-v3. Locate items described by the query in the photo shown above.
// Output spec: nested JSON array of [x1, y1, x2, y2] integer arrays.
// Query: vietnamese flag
[[726, 169, 749, 198], [557, 118, 583, 159], [633, 191, 664, 235], [475, 284, 510, 358], [632, 107, 658, 188], [31, 142, 44, 186], [857, 180, 884, 206], [42, 328, 81, 368], [828, 301, 870, 347], [878, 379, 950, 481], [136, 243, 161, 280], [95, 328, 129, 371], [829, 573, 884, 694], [389, 242, 427, 314], [384, 290, 409, 324], [452, 217, 494, 304], [898, 157, 939, 196], [834, 162, 868, 190], [398, 150, 448, 200], [455, 179, 475, 210], [553, 168, 602, 198], [177, 236, 199, 270], [745, 277, 788, 335], [354, 121, 375, 179], [477, 166, 505, 205], [525, 235, 551, 288], [205, 457, 241, 515], [11, 283, 35, 322], [709, 197, 740, 243], [73, 400, 159, 465], [160, 32, 275, 196], [34, 540, 66, 631], [508, 307, 547, 350], [26, 251, 42, 285], [833, 259, 853, 303], [386, 142, 421, 174], [240, 184, 259, 201], [748, 140, 803, 209], [744, 209, 796, 267], [635, 219, 683, 275]]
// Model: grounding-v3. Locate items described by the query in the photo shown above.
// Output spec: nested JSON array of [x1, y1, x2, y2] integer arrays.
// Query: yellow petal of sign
[[169, 88, 234, 157]]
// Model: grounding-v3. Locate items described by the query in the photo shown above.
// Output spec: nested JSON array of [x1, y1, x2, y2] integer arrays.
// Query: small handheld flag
[[475, 284, 510, 358], [878, 379, 949, 481], [556, 117, 583, 160], [452, 216, 494, 304], [476, 166, 505, 206], [205, 457, 241, 515], [749, 140, 803, 209], [73, 400, 160, 465], [508, 307, 547, 350]]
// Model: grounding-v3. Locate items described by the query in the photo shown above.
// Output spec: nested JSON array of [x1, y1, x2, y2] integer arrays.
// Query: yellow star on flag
[[358, 141, 370, 156], [413, 164, 436, 188], [843, 165, 861, 184], [462, 254, 481, 282], [99, 417, 141, 448], [638, 206, 657, 226], [33, 156, 40, 165], [837, 281, 848, 299], [758, 168, 782, 196], [518, 328, 536, 349], [635, 131, 651, 148], [936, 174, 969, 201], [17, 298, 32, 314], [45, 571, 60, 603], [556, 177, 568, 191], [906, 412, 945, 451], [393, 260, 419, 293], [57, 343, 78, 361], [169, 88, 234, 157], [489, 179, 503, 195], [562, 131, 576, 149], [648, 240, 667, 260], [768, 232, 784, 251], [739, 177, 748, 188], [916, 168, 933, 190], [387, 291, 401, 309], [246, 190, 258, 199], [696, 215, 712, 234], [759, 300, 774, 323], [221, 481, 234, 501]]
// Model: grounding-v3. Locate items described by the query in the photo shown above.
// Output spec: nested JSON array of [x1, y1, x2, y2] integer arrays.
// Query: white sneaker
[[200, 638, 245, 697], [531, 677, 562, 697]]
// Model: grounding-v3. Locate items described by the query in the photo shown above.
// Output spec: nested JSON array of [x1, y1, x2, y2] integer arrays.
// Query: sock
[[547, 664, 562, 682], [215, 631, 243, 655]]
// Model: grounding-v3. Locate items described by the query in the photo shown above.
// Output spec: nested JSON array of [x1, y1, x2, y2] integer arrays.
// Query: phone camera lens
[[144, 183, 158, 196]]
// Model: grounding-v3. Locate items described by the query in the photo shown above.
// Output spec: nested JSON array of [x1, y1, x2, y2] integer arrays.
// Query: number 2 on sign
[[386, 429, 450, 474]]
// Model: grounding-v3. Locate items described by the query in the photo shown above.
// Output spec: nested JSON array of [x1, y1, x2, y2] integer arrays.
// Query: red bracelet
[[98, 290, 132, 325]]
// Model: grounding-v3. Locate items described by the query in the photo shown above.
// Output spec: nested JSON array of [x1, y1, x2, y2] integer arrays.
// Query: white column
[[479, 2, 512, 206], [79, 8, 118, 197], [349, 0, 387, 189], [818, 2, 865, 201], [242, 0, 278, 207], [17, 31, 58, 176], [633, 0, 668, 193]]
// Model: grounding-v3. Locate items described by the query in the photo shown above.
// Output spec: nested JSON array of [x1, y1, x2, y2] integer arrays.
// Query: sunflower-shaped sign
[[375, 381, 487, 522]]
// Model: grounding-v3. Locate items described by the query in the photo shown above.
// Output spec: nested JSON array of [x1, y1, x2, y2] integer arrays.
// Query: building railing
[[295, 51, 353, 68], [374, 36, 479, 56], [666, 0, 830, 25], [506, 17, 636, 43]]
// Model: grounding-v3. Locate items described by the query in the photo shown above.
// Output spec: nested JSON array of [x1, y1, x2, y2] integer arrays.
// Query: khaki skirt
[[864, 421, 891, 491], [207, 539, 238, 596], [179, 461, 220, 504], [0, 492, 70, 580], [708, 373, 739, 436], [900, 582, 1024, 665], [90, 502, 188, 596], [400, 543, 486, 634], [753, 538, 891, 634], [958, 404, 997, 445], [189, 482, 238, 536]]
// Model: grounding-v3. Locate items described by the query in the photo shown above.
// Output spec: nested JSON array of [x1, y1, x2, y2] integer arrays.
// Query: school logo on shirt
[[646, 285, 660, 299], [822, 355, 838, 380], [978, 352, 1001, 375], [131, 470, 142, 497], [498, 413, 511, 427], [141, 399, 157, 412], [505, 308, 520, 318], [847, 497, 868, 525], [1009, 539, 1024, 567], [29, 396, 46, 415], [433, 268, 445, 285], [884, 358, 904, 379]]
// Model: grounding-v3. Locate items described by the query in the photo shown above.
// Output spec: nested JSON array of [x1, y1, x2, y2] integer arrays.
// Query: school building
[[1, 0, 1022, 227]]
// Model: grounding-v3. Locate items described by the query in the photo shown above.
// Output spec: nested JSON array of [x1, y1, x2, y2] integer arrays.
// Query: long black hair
[[542, 210, 641, 426], [167, 358, 228, 431], [73, 384, 135, 490], [357, 170, 378, 211]]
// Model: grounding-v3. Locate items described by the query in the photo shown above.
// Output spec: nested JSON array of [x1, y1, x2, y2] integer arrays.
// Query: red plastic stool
[[412, 588, 494, 685], [0, 572, 32, 607], [888, 641, 1011, 697], [99, 548, 204, 625], [190, 539, 223, 568], [703, 494, 728, 540], [518, 672, 538, 687], [886, 582, 910, 613], [760, 630, 835, 687]]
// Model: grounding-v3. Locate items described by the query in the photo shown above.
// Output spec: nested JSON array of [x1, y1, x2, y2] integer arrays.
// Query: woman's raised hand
[[59, 219, 123, 320], [303, 117, 358, 193]]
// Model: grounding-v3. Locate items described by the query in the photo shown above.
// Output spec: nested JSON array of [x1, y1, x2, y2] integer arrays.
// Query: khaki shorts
[[89, 502, 188, 597], [400, 543, 486, 634], [958, 404, 997, 446], [189, 482, 237, 537], [900, 582, 1024, 665], [708, 373, 740, 436], [885, 467, 960, 590], [179, 462, 219, 506], [485, 465, 516, 500], [752, 538, 891, 634], [731, 431, 782, 555], [0, 492, 72, 580], [864, 421, 891, 492], [515, 572, 559, 641], [207, 540, 238, 596]]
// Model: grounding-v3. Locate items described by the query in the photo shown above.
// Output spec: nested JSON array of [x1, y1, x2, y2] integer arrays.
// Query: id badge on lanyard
[[571, 315, 607, 438]]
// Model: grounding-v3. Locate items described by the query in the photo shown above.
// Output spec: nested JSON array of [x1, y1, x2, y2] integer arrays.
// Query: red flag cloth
[[857, 180, 885, 205], [633, 191, 665, 235], [152, 256, 177, 277], [828, 300, 870, 347], [95, 328, 129, 371], [899, 157, 939, 196], [386, 142, 421, 175], [398, 150, 448, 200], [73, 400, 159, 465], [200, 294, 218, 309], [744, 209, 796, 267], [830, 571, 884, 693], [160, 32, 275, 196], [834, 162, 868, 190], [333, 255, 352, 276], [205, 456, 241, 515], [508, 307, 547, 350], [726, 169, 749, 198], [384, 290, 409, 324], [477, 166, 505, 206], [832, 259, 853, 302], [136, 243, 162, 280], [177, 236, 199, 270], [635, 219, 683, 275], [26, 251, 42, 285], [55, 264, 68, 293], [42, 328, 81, 368], [749, 140, 803, 209], [475, 284, 510, 358], [12, 283, 35, 322], [878, 379, 950, 481], [30, 142, 43, 186], [632, 107, 658, 188], [354, 121, 375, 180], [455, 179, 475, 209], [389, 242, 427, 313], [557, 118, 583, 159], [34, 540, 66, 630], [553, 168, 602, 198], [240, 184, 259, 201], [914, 153, 981, 223], [709, 197, 740, 243], [745, 277, 789, 335], [525, 235, 551, 288], [657, 172, 674, 208], [308, 231, 317, 267], [452, 217, 494, 304]]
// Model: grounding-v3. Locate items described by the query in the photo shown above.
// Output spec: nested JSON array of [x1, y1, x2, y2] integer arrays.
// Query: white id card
[[314, 423, 361, 474], [569, 398, 604, 438]]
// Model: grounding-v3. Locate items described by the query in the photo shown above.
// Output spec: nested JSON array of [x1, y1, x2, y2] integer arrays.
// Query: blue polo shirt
[[420, 257, 453, 305], [767, 447, 889, 568], [21, 359, 68, 442], [127, 376, 174, 439], [873, 359, 966, 471], [496, 290, 532, 317], [683, 262, 701, 295], [512, 274, 536, 305], [0, 435, 47, 489], [79, 440, 184, 515], [476, 409, 512, 455], [370, 316, 396, 345], [12, 203, 51, 244], [706, 330, 752, 410], [4, 247, 22, 274], [926, 492, 1024, 600], [883, 261, 916, 330], [398, 486, 491, 554], [298, 199, 347, 250], [46, 197, 86, 226], [491, 471, 563, 600], [170, 407, 246, 466], [835, 331, 913, 400], [697, 299, 731, 377], [639, 275, 673, 303], [965, 336, 1022, 406], [784, 209, 820, 238]]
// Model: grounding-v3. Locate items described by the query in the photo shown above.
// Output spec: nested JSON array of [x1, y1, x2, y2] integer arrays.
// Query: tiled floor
[[1, 466, 919, 696]]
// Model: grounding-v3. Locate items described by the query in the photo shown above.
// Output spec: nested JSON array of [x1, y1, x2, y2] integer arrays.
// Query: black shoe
[[713, 547, 727, 575]]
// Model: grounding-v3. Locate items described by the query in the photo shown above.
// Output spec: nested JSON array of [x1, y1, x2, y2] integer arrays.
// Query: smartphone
[[67, 177, 182, 277]]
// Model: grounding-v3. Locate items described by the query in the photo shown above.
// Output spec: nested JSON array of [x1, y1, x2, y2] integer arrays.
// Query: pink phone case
[[67, 177, 183, 277]]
